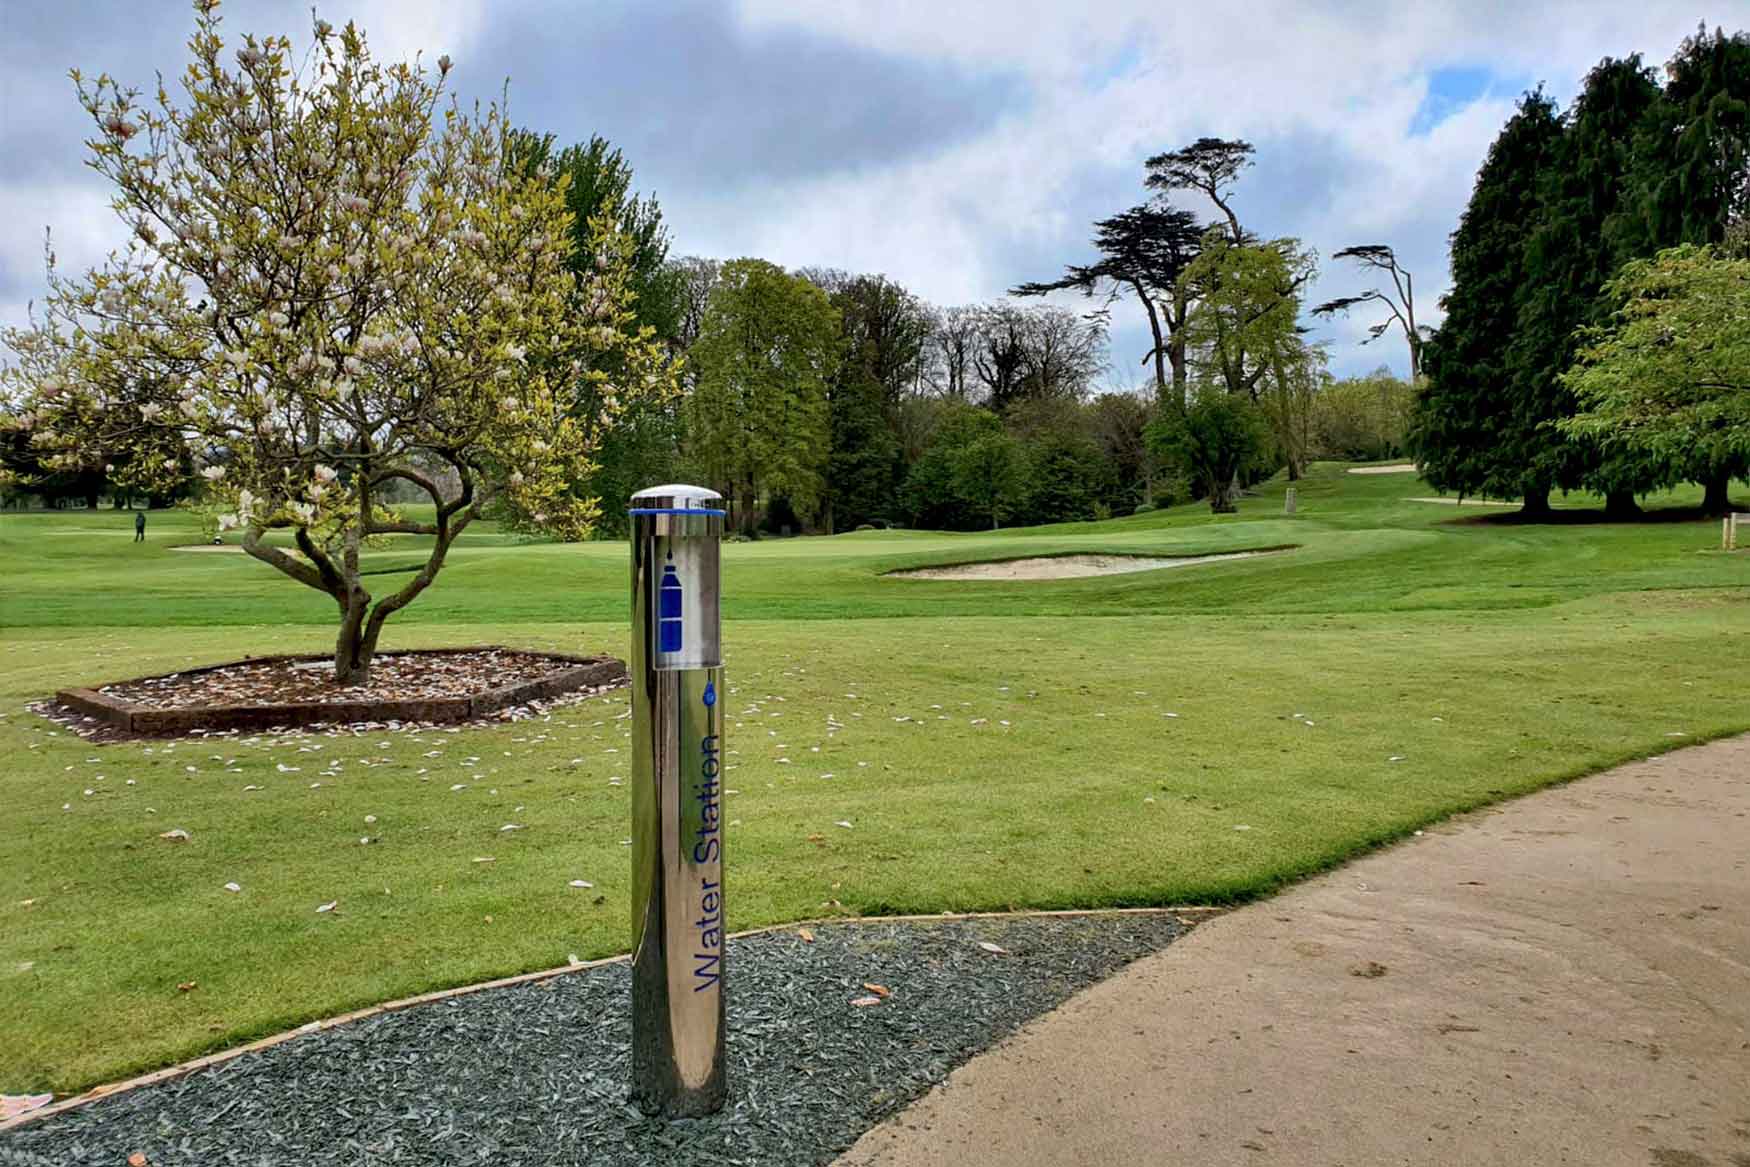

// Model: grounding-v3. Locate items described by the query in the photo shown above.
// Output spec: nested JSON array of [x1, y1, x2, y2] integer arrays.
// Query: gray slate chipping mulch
[[2, 913, 1189, 1167]]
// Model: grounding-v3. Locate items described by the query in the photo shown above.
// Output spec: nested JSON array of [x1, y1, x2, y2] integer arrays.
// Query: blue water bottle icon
[[658, 557, 684, 654]]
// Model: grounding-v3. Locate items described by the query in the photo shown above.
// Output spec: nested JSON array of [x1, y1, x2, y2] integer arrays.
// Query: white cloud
[[712, 0, 1706, 378], [0, 183, 120, 334], [0, 0, 1713, 380]]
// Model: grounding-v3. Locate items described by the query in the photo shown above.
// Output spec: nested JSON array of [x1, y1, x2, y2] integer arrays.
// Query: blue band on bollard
[[627, 507, 727, 516]]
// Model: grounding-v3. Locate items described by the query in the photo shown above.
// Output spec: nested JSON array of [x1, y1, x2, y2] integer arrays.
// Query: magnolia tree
[[1, 2, 673, 683]]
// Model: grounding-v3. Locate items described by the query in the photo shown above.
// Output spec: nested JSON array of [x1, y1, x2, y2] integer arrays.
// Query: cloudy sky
[[0, 0, 1718, 384]]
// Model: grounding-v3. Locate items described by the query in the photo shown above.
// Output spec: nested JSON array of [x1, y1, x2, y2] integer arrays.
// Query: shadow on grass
[[1446, 504, 1742, 528]]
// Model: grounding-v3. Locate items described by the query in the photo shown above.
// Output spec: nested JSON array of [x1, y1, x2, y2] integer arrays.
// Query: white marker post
[[628, 485, 727, 1116]]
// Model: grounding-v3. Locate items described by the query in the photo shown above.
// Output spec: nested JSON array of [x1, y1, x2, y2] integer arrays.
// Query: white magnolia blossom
[[0, 4, 678, 684]]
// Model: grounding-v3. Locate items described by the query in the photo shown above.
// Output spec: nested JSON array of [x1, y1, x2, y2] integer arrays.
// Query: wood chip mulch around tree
[[98, 649, 574, 709]]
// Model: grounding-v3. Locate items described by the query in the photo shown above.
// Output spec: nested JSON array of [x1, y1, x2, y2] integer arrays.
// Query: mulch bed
[[100, 650, 573, 709], [44, 648, 627, 740], [0, 912, 1193, 1167]]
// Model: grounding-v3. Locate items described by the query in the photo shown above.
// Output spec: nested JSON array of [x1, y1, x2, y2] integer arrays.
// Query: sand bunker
[[1406, 496, 1517, 507], [890, 549, 1287, 581], [1347, 463, 1419, 475]]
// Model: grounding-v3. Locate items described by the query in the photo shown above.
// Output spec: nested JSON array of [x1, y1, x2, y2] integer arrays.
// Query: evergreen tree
[[1635, 27, 1750, 253], [1014, 204, 1205, 408], [1412, 90, 1563, 513], [507, 131, 689, 530], [826, 368, 900, 530], [820, 275, 929, 530], [1510, 57, 1665, 517], [1622, 26, 1750, 510], [1023, 430, 1112, 524]]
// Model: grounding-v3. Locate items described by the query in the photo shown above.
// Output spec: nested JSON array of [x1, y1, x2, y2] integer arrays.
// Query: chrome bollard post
[[628, 485, 727, 1116]]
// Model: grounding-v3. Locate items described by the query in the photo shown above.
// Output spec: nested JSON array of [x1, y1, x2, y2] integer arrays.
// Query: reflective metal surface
[[629, 485, 727, 1117]]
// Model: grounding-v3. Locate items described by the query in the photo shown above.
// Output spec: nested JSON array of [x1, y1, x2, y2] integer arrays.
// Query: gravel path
[[1, 913, 1189, 1166]]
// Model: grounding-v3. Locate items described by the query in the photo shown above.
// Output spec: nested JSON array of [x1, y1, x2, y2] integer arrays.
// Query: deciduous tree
[[1146, 389, 1270, 514], [686, 259, 837, 532], [1180, 232, 1316, 400], [953, 429, 1028, 530], [1560, 246, 1749, 513], [0, 3, 671, 682]]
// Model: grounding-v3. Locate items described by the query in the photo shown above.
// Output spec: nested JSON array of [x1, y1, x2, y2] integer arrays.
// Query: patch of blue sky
[[1411, 65, 1527, 135]]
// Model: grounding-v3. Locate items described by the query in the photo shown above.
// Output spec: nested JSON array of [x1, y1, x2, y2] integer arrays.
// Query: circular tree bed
[[53, 647, 626, 737]]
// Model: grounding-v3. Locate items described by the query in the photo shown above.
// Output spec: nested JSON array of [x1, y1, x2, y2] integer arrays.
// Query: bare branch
[[241, 527, 333, 596]]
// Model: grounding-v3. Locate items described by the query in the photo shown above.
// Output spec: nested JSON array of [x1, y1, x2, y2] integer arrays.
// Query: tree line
[[12, 10, 1734, 549], [1412, 25, 1750, 516], [538, 134, 1418, 534]]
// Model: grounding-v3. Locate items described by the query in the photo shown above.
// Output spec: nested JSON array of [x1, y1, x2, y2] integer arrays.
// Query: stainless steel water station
[[628, 484, 727, 1116]]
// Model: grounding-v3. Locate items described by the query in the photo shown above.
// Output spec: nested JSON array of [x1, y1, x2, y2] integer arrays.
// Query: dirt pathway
[[838, 736, 1750, 1167]]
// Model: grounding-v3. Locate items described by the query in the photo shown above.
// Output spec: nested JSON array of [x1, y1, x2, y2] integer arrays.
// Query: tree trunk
[[1131, 281, 1169, 403], [334, 592, 372, 685], [1603, 489, 1640, 519], [1701, 472, 1732, 516], [1286, 459, 1301, 482], [85, 490, 100, 511], [741, 478, 759, 536], [1519, 486, 1552, 519], [1208, 476, 1238, 514]]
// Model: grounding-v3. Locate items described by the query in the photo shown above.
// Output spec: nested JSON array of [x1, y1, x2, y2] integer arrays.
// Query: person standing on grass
[[134, 509, 146, 543]]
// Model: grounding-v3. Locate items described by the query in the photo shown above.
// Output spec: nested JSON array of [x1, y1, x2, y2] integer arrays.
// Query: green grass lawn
[[2, 464, 1747, 1093]]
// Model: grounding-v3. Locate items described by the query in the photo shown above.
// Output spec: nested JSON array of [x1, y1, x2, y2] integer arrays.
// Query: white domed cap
[[629, 484, 723, 511]]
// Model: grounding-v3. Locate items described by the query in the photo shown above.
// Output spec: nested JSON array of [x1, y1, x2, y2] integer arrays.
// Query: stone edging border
[[53, 647, 628, 736], [0, 905, 1224, 1133]]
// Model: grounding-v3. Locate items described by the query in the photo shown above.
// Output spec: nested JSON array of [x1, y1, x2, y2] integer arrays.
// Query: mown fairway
[[2, 464, 1747, 1093]]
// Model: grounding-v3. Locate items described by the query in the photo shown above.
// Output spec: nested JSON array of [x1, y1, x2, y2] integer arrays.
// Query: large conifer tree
[[1624, 27, 1750, 511], [1412, 90, 1562, 511], [1509, 58, 1665, 516]]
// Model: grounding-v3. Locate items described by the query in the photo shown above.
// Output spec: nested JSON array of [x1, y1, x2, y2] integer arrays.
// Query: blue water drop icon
[[703, 681, 716, 707]]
